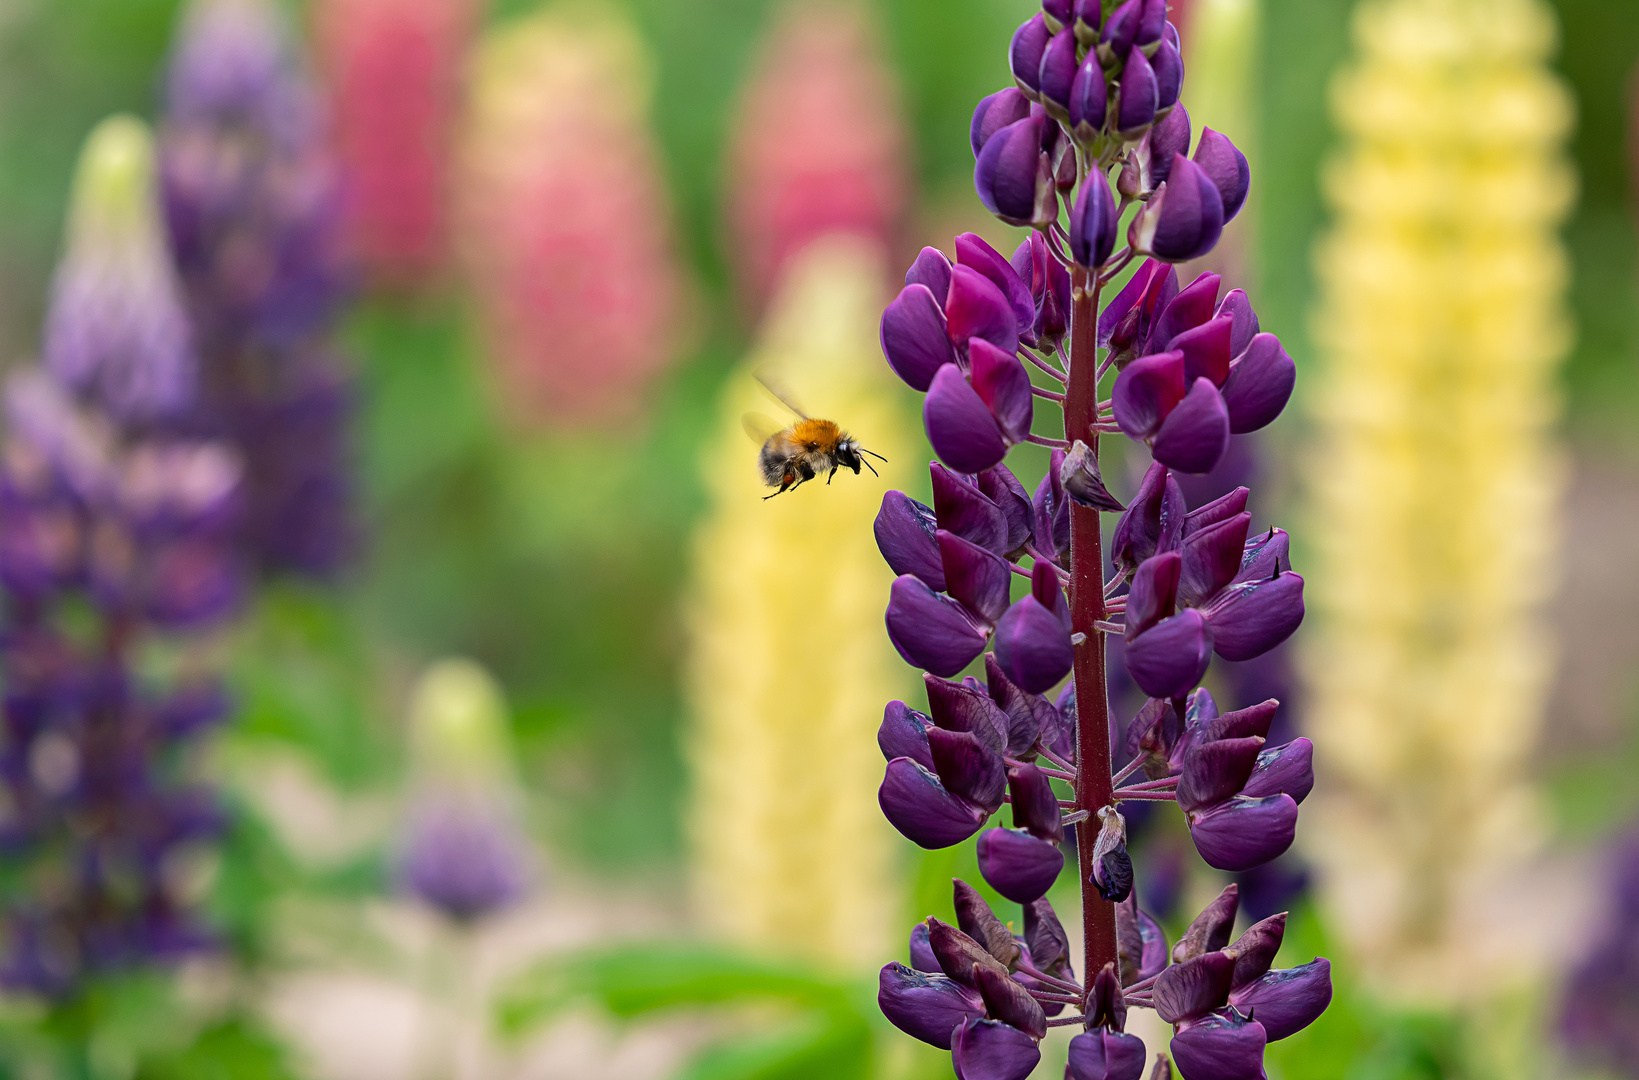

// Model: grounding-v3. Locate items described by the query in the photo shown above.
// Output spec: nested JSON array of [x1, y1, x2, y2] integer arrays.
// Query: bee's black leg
[[827, 467, 837, 485]]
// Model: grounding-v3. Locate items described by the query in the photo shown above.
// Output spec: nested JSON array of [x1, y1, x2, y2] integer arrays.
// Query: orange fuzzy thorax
[[787, 418, 844, 449]]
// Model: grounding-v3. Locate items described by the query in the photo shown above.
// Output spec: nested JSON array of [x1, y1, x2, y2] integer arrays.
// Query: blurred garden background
[[0, 0, 1637, 1077]]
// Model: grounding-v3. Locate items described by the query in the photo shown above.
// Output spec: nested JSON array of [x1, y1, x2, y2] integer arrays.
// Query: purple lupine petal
[[1152, 38, 1183, 111], [932, 462, 1011, 557], [1010, 14, 1052, 99], [1234, 527, 1290, 584], [1023, 897, 1073, 978], [975, 115, 1057, 229], [947, 265, 1021, 360], [1241, 737, 1314, 805], [1008, 764, 1064, 843], [1215, 289, 1260, 356], [879, 963, 986, 1049], [952, 1017, 1041, 1080], [1135, 0, 1167, 43], [1068, 1030, 1147, 1080], [977, 826, 1065, 903], [1030, 537, 1071, 628], [1111, 461, 1186, 570], [1069, 54, 1107, 143], [1172, 885, 1240, 963], [995, 595, 1074, 694], [1124, 551, 1182, 640], [976, 964, 1049, 1039], [1150, 271, 1221, 353], [1132, 156, 1224, 263], [925, 365, 1009, 475], [1227, 958, 1332, 1040], [1200, 571, 1304, 661], [882, 284, 955, 392], [1071, 170, 1120, 270], [1101, 0, 1142, 56], [1221, 332, 1295, 434], [977, 464, 1035, 555], [957, 234, 1037, 339], [876, 490, 946, 589], [930, 917, 1012, 989], [940, 529, 1013, 628], [1187, 794, 1299, 871], [1125, 609, 1212, 699], [886, 573, 989, 676], [1042, 0, 1072, 32], [1031, 451, 1072, 562], [986, 654, 1056, 757], [910, 922, 941, 972], [1037, 29, 1079, 122], [972, 90, 1034, 158], [1227, 913, 1287, 990], [1177, 736, 1264, 813], [1073, 0, 1102, 40], [1182, 487, 1249, 537], [954, 878, 1023, 965], [1170, 1012, 1268, 1080], [929, 727, 1008, 813], [880, 701, 937, 771], [1115, 47, 1158, 136], [1203, 700, 1279, 743], [926, 673, 1012, 754], [1153, 951, 1236, 1024], [880, 757, 989, 849], [1112, 351, 1186, 440], [1193, 128, 1250, 223], [1178, 511, 1251, 607], [1171, 315, 1235, 388], [1151, 378, 1231, 475], [1101, 259, 1178, 362], [969, 339, 1034, 444]]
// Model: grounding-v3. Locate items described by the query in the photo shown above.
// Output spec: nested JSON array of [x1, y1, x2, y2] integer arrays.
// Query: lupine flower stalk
[[0, 117, 242, 996], [873, 4, 1328, 1075], [160, 0, 356, 577], [724, 0, 909, 321], [315, 0, 478, 289], [456, 6, 683, 427], [1303, 0, 1572, 1003], [686, 238, 915, 967]]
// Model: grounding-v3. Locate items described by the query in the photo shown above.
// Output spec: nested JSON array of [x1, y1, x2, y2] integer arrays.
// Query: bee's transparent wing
[[753, 370, 809, 419], [742, 412, 783, 445]]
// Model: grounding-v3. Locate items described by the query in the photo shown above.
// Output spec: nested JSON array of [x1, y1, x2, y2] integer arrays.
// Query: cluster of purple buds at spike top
[[1105, 267, 1293, 474]]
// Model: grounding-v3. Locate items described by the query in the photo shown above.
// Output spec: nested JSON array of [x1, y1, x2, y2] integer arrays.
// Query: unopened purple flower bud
[[1169, 1011, 1267, 1080], [972, 89, 1035, 159], [1069, 1030, 1147, 1080], [952, 1017, 1041, 1080], [1070, 171, 1119, 270], [1226, 912, 1286, 989], [1073, 0, 1102, 44], [1061, 440, 1125, 512], [1192, 129, 1250, 224], [1069, 55, 1108, 145], [1038, 30, 1079, 123], [907, 246, 955, 296], [879, 700, 937, 771], [948, 264, 1022, 360], [398, 797, 528, 922], [977, 465, 1036, 556], [1008, 764, 1064, 843], [1176, 736, 1264, 812], [1187, 793, 1299, 871], [1199, 571, 1305, 661], [1101, 0, 1143, 59], [1133, 0, 1168, 47], [1111, 461, 1186, 570], [1010, 14, 1053, 100], [881, 284, 954, 392], [994, 562, 1074, 694], [1178, 512, 1250, 607], [1153, 951, 1235, 1024], [879, 756, 988, 848], [1227, 958, 1331, 1040], [1125, 608, 1211, 699], [975, 115, 1059, 229], [977, 826, 1064, 903], [1115, 48, 1159, 136], [1130, 156, 1225, 263], [886, 573, 988, 676], [1132, 104, 1191, 195], [879, 962, 986, 1049], [1152, 39, 1183, 112], [875, 491, 945, 588], [910, 921, 941, 972], [1172, 884, 1239, 964], [1241, 737, 1314, 804], [955, 878, 1024, 966], [1151, 379, 1232, 475], [969, 340, 1034, 445], [1220, 333, 1295, 434], [930, 726, 1008, 814], [924, 365, 1009, 475], [975, 963, 1049, 1038]]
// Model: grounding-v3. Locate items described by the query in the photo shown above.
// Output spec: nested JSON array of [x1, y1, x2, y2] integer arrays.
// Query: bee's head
[[835, 441, 863, 474]]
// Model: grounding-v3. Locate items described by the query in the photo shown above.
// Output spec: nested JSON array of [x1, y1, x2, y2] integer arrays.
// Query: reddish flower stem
[[1066, 263, 1116, 1015]]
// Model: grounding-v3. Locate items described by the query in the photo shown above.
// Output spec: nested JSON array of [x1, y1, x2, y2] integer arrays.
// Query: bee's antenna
[[860, 457, 880, 478], [860, 448, 888, 462]]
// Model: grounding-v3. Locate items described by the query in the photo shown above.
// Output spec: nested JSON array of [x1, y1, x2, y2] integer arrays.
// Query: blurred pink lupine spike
[[315, 0, 477, 289], [726, 2, 909, 320], [456, 9, 684, 427]]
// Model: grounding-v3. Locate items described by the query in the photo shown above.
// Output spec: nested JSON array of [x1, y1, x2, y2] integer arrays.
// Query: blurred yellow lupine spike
[[685, 236, 915, 969], [1303, 0, 1574, 1006]]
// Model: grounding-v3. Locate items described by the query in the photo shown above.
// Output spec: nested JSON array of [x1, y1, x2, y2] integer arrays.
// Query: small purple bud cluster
[[160, 0, 356, 577], [869, 3, 1330, 1076]]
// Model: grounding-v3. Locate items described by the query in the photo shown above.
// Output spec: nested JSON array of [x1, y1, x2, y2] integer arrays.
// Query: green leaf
[[677, 1011, 873, 1080]]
